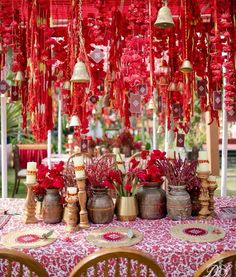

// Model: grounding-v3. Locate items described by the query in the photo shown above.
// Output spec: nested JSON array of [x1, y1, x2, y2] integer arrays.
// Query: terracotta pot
[[137, 182, 167, 219], [87, 187, 114, 224], [42, 189, 63, 224], [116, 196, 138, 221], [167, 185, 192, 220]]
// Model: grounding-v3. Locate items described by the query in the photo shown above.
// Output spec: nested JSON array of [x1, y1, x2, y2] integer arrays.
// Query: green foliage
[[185, 95, 206, 150]]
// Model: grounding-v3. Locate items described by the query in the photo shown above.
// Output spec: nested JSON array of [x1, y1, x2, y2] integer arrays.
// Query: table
[[41, 154, 70, 167], [0, 197, 236, 277]]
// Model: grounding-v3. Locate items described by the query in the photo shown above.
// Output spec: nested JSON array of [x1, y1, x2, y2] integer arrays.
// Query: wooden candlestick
[[197, 172, 211, 219], [23, 183, 38, 224], [208, 184, 217, 216], [65, 195, 79, 233], [77, 178, 90, 228]]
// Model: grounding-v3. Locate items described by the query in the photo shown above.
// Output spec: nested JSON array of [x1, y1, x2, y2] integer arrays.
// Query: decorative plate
[[170, 223, 225, 243], [87, 226, 142, 248], [0, 228, 57, 249]]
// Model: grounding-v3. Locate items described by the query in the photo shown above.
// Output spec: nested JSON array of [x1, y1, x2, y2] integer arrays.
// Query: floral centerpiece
[[131, 150, 166, 184], [85, 155, 116, 224], [129, 150, 167, 220], [156, 155, 201, 220], [33, 161, 65, 224], [104, 166, 140, 221]]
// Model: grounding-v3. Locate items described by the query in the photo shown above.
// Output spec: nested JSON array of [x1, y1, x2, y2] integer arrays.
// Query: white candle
[[198, 151, 208, 160], [197, 151, 209, 172], [73, 156, 85, 179], [68, 134, 73, 140], [26, 162, 37, 184], [208, 175, 217, 187], [113, 148, 120, 155], [74, 146, 80, 153], [167, 149, 175, 159], [116, 154, 125, 174], [67, 187, 77, 194]]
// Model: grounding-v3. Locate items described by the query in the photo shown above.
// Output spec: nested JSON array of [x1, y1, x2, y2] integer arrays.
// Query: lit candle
[[197, 151, 209, 172], [116, 154, 125, 174], [73, 156, 85, 179], [74, 146, 80, 153], [26, 162, 37, 184]]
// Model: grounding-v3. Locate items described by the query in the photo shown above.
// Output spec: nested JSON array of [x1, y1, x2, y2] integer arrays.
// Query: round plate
[[1, 228, 57, 249], [170, 223, 225, 243], [87, 227, 142, 248]]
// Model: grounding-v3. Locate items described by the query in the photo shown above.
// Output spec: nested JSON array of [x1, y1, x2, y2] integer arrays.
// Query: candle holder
[[76, 178, 90, 228], [65, 193, 79, 233], [208, 181, 218, 217], [23, 182, 38, 224], [197, 171, 211, 219]]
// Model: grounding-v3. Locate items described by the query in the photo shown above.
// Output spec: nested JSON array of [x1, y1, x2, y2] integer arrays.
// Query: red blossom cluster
[[133, 150, 166, 183], [103, 169, 139, 197], [34, 161, 65, 195]]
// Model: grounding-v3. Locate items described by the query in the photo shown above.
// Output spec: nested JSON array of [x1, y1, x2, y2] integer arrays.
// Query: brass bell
[[154, 5, 174, 29], [71, 60, 90, 83], [168, 82, 177, 91], [15, 71, 25, 82], [180, 59, 193, 73], [147, 98, 154, 110], [70, 115, 81, 127], [63, 81, 71, 90]]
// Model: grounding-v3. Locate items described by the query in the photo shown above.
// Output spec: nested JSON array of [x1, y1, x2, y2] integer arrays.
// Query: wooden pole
[[1, 94, 7, 198]]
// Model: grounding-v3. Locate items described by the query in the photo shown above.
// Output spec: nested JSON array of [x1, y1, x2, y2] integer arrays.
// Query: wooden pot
[[42, 189, 63, 224], [167, 185, 192, 220], [137, 182, 167, 219], [87, 187, 114, 224]]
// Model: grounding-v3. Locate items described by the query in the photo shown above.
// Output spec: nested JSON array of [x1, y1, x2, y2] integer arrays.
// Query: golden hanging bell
[[168, 82, 176, 91], [154, 5, 174, 29], [63, 81, 71, 90], [147, 98, 154, 110], [70, 60, 90, 83], [70, 115, 81, 127], [15, 71, 25, 82], [180, 59, 193, 73]]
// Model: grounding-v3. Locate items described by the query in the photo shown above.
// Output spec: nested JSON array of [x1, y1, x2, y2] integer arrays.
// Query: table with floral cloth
[[0, 197, 235, 277]]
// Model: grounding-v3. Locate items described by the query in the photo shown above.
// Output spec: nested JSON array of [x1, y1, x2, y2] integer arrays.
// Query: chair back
[[193, 250, 236, 277], [69, 247, 165, 277], [0, 248, 49, 277], [13, 146, 21, 174]]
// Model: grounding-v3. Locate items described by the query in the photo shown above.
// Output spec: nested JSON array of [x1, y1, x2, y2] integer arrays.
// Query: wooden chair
[[69, 247, 165, 277], [0, 248, 49, 276], [12, 146, 27, 197], [193, 250, 236, 277]]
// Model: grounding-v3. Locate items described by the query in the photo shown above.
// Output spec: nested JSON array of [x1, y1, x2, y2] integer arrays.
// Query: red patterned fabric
[[0, 197, 235, 277], [18, 149, 47, 169]]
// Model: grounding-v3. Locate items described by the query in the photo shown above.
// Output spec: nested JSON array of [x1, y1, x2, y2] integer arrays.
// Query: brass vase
[[116, 196, 138, 221]]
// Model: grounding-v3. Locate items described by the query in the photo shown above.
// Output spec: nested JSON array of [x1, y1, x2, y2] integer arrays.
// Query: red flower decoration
[[124, 183, 132, 192]]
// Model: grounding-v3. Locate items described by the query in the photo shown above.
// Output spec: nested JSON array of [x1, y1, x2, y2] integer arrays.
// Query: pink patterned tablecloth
[[0, 197, 236, 277]]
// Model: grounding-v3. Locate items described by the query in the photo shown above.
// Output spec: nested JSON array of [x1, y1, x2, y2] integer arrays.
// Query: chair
[[193, 250, 236, 277], [12, 146, 27, 197], [0, 248, 49, 276], [69, 247, 165, 277]]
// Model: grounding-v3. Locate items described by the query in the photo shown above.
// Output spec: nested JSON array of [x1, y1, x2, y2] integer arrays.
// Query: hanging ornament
[[138, 84, 147, 96], [0, 80, 10, 94], [213, 91, 222, 110], [129, 93, 141, 113], [63, 81, 71, 90], [154, 2, 174, 29], [176, 133, 185, 147], [71, 59, 90, 83], [90, 95, 98, 104], [180, 59, 193, 73], [90, 48, 105, 64], [70, 115, 81, 127]]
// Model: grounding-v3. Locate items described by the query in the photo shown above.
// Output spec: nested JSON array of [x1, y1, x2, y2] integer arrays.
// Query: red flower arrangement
[[103, 169, 139, 197], [132, 150, 166, 184], [33, 161, 65, 200]]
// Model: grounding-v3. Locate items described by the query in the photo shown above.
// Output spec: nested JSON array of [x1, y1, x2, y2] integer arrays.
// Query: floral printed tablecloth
[[0, 197, 236, 277]]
